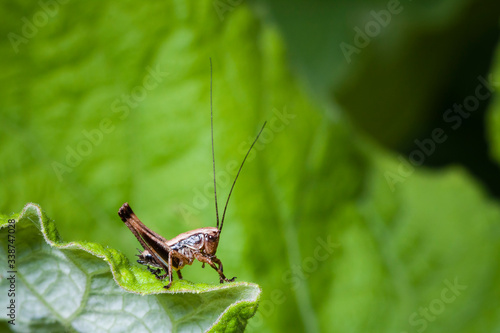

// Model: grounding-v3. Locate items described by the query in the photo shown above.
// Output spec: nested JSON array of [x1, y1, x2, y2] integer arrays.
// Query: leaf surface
[[0, 203, 260, 332]]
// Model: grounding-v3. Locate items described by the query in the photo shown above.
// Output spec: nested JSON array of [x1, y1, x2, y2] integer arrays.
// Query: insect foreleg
[[211, 256, 224, 273], [211, 256, 236, 282], [194, 253, 236, 283]]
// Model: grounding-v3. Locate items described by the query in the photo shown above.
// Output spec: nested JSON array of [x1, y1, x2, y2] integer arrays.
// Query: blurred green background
[[2, 0, 500, 332]]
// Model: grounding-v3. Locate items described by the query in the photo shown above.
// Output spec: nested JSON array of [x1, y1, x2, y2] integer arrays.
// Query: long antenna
[[210, 58, 221, 230], [219, 121, 267, 232]]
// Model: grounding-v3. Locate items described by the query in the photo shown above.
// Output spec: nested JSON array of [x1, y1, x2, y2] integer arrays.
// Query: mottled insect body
[[118, 60, 266, 289], [136, 227, 221, 272], [118, 205, 235, 288]]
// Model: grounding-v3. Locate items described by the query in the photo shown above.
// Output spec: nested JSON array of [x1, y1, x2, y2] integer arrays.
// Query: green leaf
[[324, 144, 500, 333], [254, 0, 500, 148], [2, 1, 500, 332], [0, 203, 261, 332], [487, 38, 500, 164]]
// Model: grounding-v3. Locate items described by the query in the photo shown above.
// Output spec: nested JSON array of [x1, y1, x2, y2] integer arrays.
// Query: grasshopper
[[118, 60, 266, 289]]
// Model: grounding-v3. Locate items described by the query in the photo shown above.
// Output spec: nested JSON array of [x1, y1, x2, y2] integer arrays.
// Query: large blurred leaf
[[488, 38, 500, 164], [1, 1, 500, 333], [0, 203, 260, 332], [251, 0, 500, 147], [329, 145, 500, 333]]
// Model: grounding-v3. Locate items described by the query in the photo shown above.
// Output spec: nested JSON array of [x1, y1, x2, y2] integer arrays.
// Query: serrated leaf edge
[[1, 203, 261, 332]]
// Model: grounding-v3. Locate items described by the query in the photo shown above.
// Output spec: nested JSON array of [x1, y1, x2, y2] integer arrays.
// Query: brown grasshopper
[[118, 60, 266, 289]]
